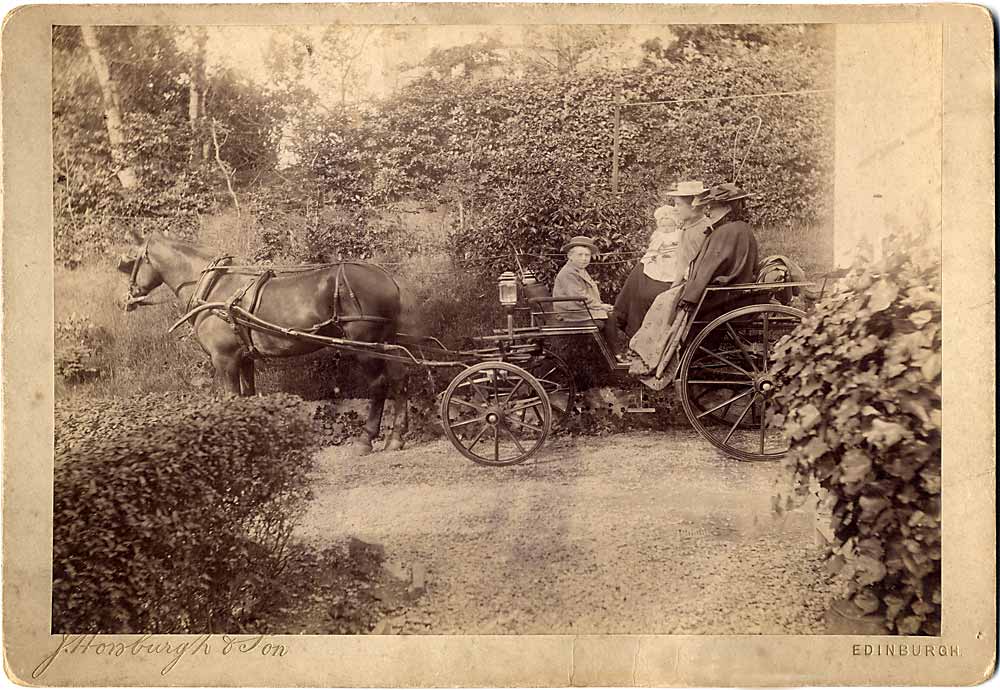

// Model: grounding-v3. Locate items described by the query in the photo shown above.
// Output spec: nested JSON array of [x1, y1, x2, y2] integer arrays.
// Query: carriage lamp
[[498, 271, 519, 307]]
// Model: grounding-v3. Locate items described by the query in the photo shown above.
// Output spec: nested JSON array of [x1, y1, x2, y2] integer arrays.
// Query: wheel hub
[[485, 411, 500, 425], [754, 376, 776, 395]]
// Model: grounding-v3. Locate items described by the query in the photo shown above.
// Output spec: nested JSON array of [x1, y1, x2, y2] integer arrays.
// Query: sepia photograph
[[2, 3, 994, 687]]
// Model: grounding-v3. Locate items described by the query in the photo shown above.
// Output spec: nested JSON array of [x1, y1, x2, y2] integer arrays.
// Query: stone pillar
[[834, 25, 943, 267]]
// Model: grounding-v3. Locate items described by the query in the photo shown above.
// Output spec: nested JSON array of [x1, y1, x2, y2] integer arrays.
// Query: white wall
[[834, 24, 943, 266]]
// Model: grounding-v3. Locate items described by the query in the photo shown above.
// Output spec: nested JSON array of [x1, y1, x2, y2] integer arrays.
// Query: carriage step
[[625, 387, 656, 413]]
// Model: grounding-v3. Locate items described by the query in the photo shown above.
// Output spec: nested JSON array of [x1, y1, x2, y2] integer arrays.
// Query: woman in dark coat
[[677, 183, 759, 317]]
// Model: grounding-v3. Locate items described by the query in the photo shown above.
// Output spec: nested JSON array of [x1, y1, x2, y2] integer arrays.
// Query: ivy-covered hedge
[[770, 237, 941, 635], [53, 393, 317, 633]]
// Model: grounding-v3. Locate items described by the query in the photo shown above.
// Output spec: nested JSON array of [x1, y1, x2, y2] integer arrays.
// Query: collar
[[564, 262, 597, 281]]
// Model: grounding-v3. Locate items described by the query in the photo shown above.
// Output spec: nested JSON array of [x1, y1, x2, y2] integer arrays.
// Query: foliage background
[[55, 23, 834, 398]]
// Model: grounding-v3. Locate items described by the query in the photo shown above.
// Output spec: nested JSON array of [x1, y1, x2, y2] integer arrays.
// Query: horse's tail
[[391, 275, 426, 337]]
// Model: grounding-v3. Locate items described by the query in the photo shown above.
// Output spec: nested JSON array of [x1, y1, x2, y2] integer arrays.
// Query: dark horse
[[117, 229, 408, 455]]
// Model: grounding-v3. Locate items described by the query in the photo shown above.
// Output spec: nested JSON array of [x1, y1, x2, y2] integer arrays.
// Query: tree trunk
[[188, 28, 209, 164], [79, 25, 138, 190]]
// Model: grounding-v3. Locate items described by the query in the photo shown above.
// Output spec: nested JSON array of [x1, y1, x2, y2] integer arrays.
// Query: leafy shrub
[[770, 236, 941, 634], [53, 392, 318, 633], [55, 315, 111, 384]]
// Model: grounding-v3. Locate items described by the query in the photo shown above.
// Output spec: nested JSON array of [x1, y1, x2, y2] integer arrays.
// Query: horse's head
[[117, 229, 164, 311]]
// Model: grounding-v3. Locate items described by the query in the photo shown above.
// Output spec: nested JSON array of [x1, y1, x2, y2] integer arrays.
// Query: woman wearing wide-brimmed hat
[[678, 183, 758, 317], [613, 180, 714, 338], [552, 235, 626, 360]]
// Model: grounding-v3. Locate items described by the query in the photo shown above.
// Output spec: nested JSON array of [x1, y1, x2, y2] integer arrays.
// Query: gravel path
[[295, 430, 843, 634]]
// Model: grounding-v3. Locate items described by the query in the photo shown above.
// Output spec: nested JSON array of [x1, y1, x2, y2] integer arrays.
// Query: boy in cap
[[552, 235, 626, 361]]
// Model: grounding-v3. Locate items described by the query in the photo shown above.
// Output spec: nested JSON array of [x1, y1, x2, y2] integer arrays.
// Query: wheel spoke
[[698, 347, 753, 378], [725, 323, 759, 373], [762, 313, 770, 371], [468, 381, 492, 404], [449, 397, 484, 412], [465, 425, 489, 451], [500, 424, 527, 454], [723, 393, 759, 445], [504, 376, 526, 404], [758, 396, 767, 455], [695, 388, 753, 419], [505, 414, 544, 434], [506, 396, 546, 414], [687, 379, 754, 386], [493, 425, 500, 463], [450, 415, 487, 430], [538, 365, 558, 380]]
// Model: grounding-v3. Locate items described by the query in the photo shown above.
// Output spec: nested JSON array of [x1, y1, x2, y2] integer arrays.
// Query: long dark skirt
[[614, 262, 672, 338]]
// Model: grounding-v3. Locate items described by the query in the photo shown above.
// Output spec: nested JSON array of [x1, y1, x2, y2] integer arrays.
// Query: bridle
[[123, 239, 153, 310]]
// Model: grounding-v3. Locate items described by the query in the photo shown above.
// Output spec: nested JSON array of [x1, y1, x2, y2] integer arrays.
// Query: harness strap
[[226, 270, 274, 358], [185, 256, 234, 314], [170, 262, 392, 352], [305, 263, 392, 335]]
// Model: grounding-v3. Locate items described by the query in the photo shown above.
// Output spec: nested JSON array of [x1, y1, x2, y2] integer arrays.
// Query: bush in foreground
[[53, 392, 317, 633], [770, 236, 941, 634]]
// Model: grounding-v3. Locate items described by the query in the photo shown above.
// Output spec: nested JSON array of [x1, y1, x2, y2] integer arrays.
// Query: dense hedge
[[770, 237, 941, 634], [53, 393, 317, 633], [295, 36, 833, 284]]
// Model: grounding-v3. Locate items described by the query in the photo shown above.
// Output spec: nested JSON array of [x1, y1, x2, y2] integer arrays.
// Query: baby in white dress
[[641, 205, 684, 284]]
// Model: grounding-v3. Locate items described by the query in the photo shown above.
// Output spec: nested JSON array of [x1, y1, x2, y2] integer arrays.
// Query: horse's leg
[[198, 318, 245, 397], [349, 358, 388, 456], [384, 362, 409, 451], [211, 350, 243, 396], [239, 358, 257, 396], [364, 360, 389, 451]]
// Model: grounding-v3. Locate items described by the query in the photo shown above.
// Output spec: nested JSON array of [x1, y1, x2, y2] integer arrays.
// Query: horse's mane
[[156, 232, 221, 261]]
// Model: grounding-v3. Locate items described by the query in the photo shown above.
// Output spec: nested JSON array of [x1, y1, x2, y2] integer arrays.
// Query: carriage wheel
[[679, 304, 804, 461], [440, 361, 552, 466], [524, 350, 576, 426]]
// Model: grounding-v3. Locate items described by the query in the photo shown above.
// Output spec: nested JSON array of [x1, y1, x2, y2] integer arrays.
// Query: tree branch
[[210, 118, 241, 215]]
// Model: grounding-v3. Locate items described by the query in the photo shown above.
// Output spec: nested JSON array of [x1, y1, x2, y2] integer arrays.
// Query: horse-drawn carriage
[[421, 268, 810, 465], [119, 230, 811, 466]]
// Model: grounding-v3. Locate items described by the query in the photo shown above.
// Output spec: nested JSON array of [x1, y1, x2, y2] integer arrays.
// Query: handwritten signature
[[32, 633, 287, 679]]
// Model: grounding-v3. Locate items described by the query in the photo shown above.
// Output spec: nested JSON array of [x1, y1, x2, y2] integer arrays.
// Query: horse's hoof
[[385, 436, 406, 452], [350, 438, 374, 456]]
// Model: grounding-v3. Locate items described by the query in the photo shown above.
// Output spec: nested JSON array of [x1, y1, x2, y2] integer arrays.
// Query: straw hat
[[663, 180, 710, 197], [561, 235, 600, 256]]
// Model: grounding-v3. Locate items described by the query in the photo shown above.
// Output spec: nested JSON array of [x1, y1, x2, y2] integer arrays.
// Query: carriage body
[[434, 272, 813, 466]]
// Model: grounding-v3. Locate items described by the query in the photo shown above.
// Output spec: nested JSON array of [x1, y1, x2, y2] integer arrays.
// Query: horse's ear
[[125, 228, 144, 246], [117, 253, 136, 274]]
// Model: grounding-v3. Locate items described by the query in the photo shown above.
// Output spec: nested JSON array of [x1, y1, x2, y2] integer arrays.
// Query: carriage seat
[[522, 281, 600, 333]]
